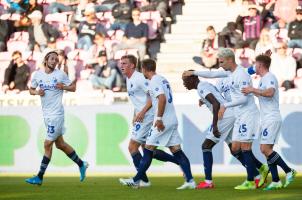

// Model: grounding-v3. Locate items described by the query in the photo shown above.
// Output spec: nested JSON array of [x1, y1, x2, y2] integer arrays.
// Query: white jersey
[[127, 71, 153, 118], [216, 77, 232, 102], [227, 65, 258, 116], [258, 72, 281, 121], [197, 81, 227, 112], [31, 69, 71, 117], [149, 74, 178, 126]]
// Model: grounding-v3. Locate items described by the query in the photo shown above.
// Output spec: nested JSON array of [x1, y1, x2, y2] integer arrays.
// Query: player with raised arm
[[183, 48, 268, 190], [25, 51, 88, 185], [242, 55, 297, 190], [120, 55, 179, 187], [119, 59, 195, 189]]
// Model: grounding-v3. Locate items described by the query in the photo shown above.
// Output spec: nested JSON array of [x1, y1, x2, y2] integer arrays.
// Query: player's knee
[[44, 141, 52, 151], [55, 141, 65, 150], [202, 139, 215, 150], [260, 145, 271, 157]]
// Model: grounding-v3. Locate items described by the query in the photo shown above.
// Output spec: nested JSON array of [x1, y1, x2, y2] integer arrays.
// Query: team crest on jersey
[[155, 87, 159, 91], [130, 83, 133, 88], [270, 81, 274, 85], [260, 83, 262, 87], [200, 90, 204, 94], [242, 81, 246, 85], [144, 82, 148, 86]]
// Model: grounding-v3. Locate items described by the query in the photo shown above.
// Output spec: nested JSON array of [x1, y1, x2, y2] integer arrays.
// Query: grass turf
[[0, 176, 301, 200]]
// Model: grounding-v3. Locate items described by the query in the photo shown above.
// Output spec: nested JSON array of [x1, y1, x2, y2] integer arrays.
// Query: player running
[[25, 51, 88, 185]]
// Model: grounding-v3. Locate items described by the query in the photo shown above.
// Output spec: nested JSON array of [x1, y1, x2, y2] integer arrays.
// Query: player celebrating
[[119, 59, 195, 189], [25, 51, 88, 185], [183, 48, 268, 190], [120, 55, 179, 187], [182, 73, 235, 188], [242, 55, 297, 190]]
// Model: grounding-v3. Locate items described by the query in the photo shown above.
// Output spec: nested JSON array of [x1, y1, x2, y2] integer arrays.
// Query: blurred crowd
[[0, 0, 183, 94], [198, 0, 302, 91]]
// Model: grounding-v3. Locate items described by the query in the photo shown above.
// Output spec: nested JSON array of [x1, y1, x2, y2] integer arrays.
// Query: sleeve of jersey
[[198, 84, 211, 99], [140, 76, 150, 94], [193, 70, 229, 78], [61, 72, 72, 86], [30, 72, 38, 88], [223, 96, 248, 108], [265, 76, 277, 90], [151, 81, 164, 98]]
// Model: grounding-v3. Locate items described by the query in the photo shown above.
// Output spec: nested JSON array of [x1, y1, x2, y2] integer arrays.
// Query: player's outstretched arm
[[242, 86, 275, 97], [205, 93, 221, 138]]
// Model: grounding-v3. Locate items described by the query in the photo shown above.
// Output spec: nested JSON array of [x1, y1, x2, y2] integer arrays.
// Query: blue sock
[[37, 155, 50, 180], [251, 152, 263, 170], [67, 151, 83, 167], [269, 151, 291, 173], [232, 150, 259, 177], [242, 150, 256, 181], [173, 149, 193, 182], [232, 150, 246, 167], [203, 149, 213, 180], [131, 152, 149, 182], [153, 149, 179, 165], [267, 153, 280, 182], [133, 148, 153, 182]]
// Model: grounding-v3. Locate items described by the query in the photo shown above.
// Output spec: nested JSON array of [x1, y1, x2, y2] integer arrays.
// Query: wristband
[[156, 117, 162, 120]]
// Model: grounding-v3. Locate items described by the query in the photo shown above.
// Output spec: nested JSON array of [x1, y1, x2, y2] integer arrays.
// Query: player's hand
[[199, 99, 204, 107], [36, 89, 45, 96], [213, 126, 221, 138], [9, 81, 15, 89], [154, 120, 165, 132], [218, 106, 226, 120], [264, 49, 272, 57], [241, 86, 253, 95], [56, 83, 65, 90], [134, 111, 145, 122], [182, 71, 194, 78]]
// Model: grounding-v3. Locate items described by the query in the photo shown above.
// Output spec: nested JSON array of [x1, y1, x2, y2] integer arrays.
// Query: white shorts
[[206, 115, 235, 144], [146, 124, 182, 147], [131, 118, 153, 144], [260, 120, 281, 144], [44, 116, 65, 141], [232, 111, 260, 142]]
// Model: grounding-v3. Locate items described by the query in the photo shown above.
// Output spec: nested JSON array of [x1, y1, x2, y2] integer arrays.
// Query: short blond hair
[[218, 48, 235, 61]]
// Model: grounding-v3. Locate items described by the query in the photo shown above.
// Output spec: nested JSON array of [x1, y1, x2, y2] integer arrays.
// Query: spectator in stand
[[255, 28, 274, 56], [28, 10, 60, 51], [2, 51, 30, 93], [236, 2, 274, 49], [218, 22, 243, 49], [0, 19, 14, 52], [89, 50, 121, 90], [288, 6, 302, 48], [88, 32, 108, 61], [77, 4, 107, 51], [198, 26, 220, 68], [270, 42, 297, 90], [110, 0, 133, 31], [113, 8, 148, 60]]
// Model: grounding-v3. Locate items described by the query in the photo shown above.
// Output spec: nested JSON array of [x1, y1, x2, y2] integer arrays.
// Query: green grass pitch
[[0, 176, 301, 200]]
